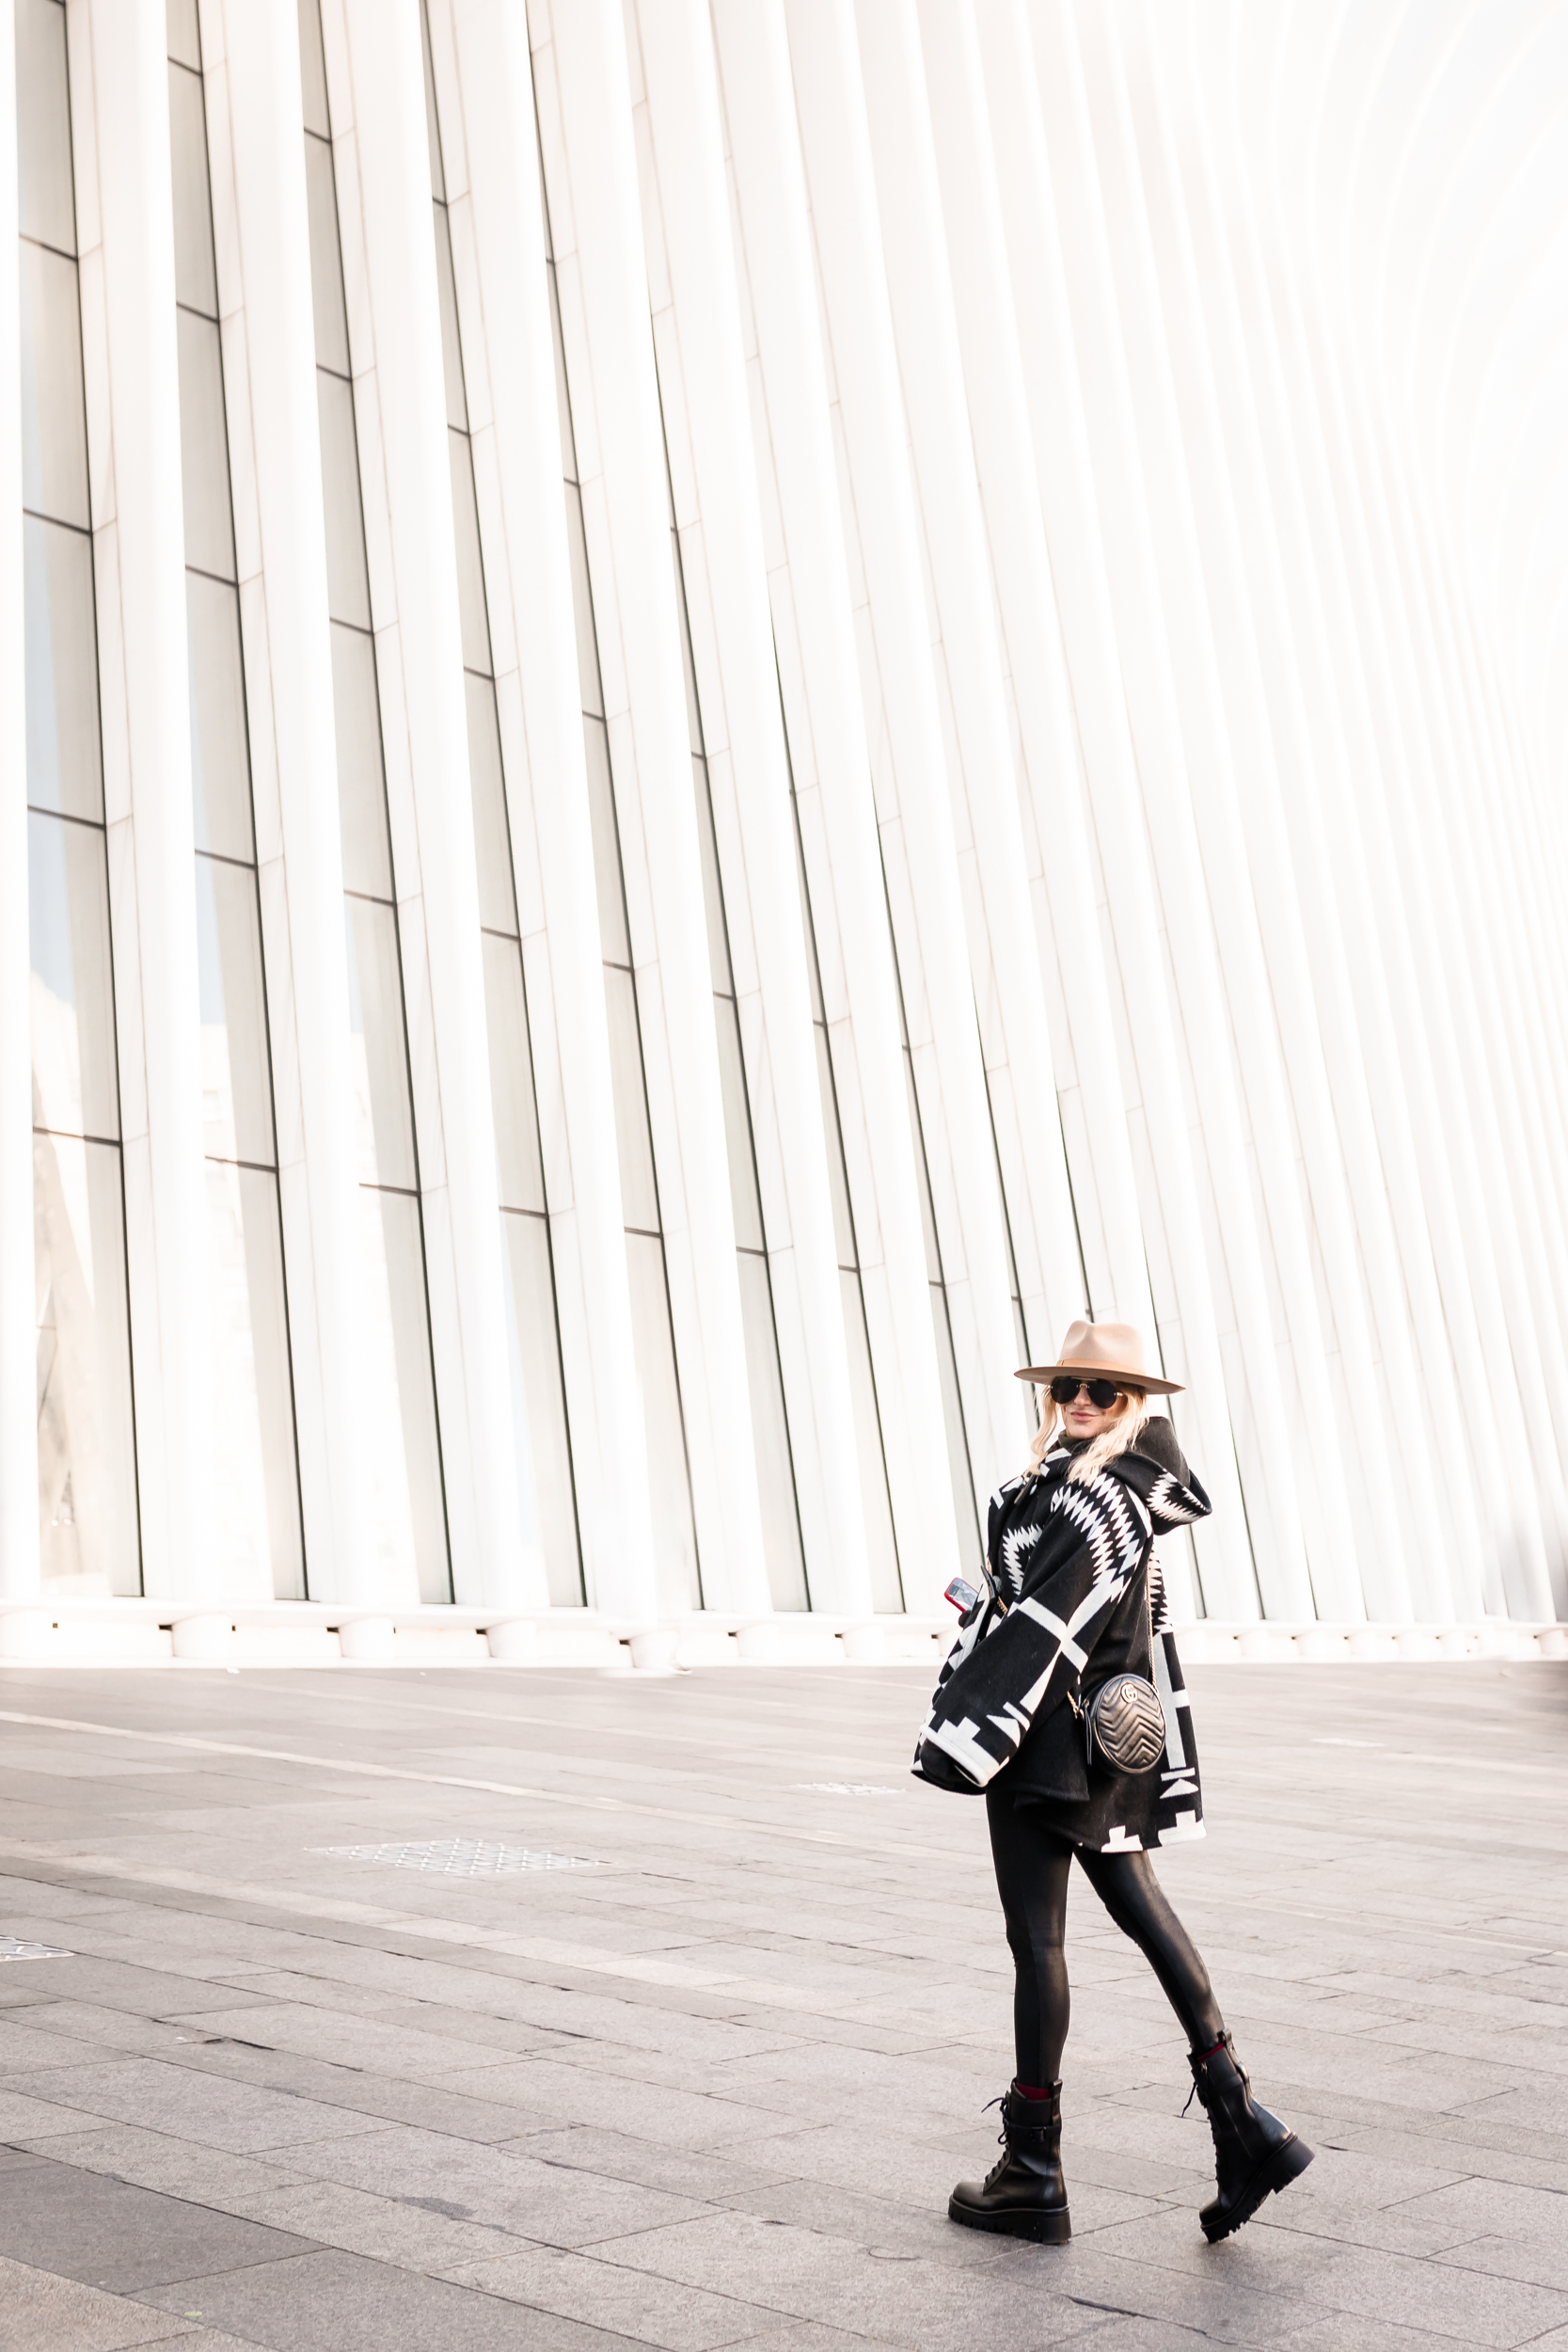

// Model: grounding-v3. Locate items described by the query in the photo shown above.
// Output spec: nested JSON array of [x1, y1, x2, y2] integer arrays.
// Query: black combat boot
[[949, 2083, 1070, 2243], [1188, 2030, 1312, 2242]]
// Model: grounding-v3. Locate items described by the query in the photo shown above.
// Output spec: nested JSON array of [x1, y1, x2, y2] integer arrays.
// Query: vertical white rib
[[85, 0, 215, 1599], [0, 0, 38, 1599], [436, 0, 660, 1619], [630, 0, 873, 1616], [978, 0, 1259, 1617], [538, 0, 770, 1614], [915, 0, 1152, 1343], [338, 0, 530, 1609], [208, 0, 370, 1603], [783, 0, 1023, 1517], [851, 0, 1085, 1364], [712, 0, 962, 1611]]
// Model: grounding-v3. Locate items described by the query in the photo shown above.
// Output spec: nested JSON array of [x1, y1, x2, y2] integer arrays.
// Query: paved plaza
[[0, 1658, 1563, 2350]]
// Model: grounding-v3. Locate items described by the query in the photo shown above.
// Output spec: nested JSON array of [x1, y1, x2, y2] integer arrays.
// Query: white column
[[1008, 2, 1332, 1623], [850, 0, 1085, 1359], [85, 0, 215, 1599], [1105, 1, 1478, 1620], [436, 0, 660, 1618], [782, 0, 1022, 1513], [974, 0, 1267, 1618], [911, 0, 1154, 1347], [536, 0, 770, 1614], [711, 0, 962, 1610], [630, 0, 873, 1615], [212, 0, 372, 1603], [338, 0, 529, 1609], [0, 0, 39, 1600]]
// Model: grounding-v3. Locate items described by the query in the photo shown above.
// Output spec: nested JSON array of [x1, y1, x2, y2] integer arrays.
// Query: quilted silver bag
[[1086, 1672, 1167, 1774], [1085, 1565, 1167, 1774]]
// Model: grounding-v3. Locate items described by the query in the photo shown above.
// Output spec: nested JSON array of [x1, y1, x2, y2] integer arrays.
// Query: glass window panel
[[303, 133, 350, 376], [432, 202, 467, 431], [602, 964, 658, 1233], [466, 675, 516, 935], [344, 897, 418, 1189], [693, 759, 733, 992], [195, 856, 277, 1167], [673, 546, 705, 757], [419, 0, 444, 199], [499, 1211, 582, 1607], [358, 1185, 450, 1600], [316, 370, 371, 627], [906, 1049, 942, 1282], [562, 482, 602, 717], [736, 1250, 807, 1612], [296, 0, 330, 140], [536, 135, 554, 261], [176, 309, 236, 580], [168, 62, 216, 317], [329, 623, 392, 897], [546, 262, 577, 481], [624, 1229, 699, 1614], [20, 239, 88, 528], [793, 811, 827, 1025], [816, 1025, 857, 1267], [28, 810, 119, 1141], [166, 0, 200, 70], [24, 515, 103, 819], [715, 998, 763, 1252], [17, 0, 76, 255], [34, 1131, 140, 1594], [204, 1160, 305, 1597], [581, 717, 629, 962], [932, 1282, 982, 1569], [448, 428, 489, 674], [187, 573, 254, 861], [482, 935, 545, 1215], [840, 1266, 902, 1613]]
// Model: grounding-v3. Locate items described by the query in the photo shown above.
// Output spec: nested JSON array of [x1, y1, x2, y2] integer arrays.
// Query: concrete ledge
[[0, 1600, 1560, 1667], [1179, 1621, 1568, 1663]]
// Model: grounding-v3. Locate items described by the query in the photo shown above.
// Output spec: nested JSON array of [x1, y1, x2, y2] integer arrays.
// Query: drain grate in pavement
[[0, 1936, 71, 1962], [311, 1840, 603, 1875], [793, 1783, 903, 1797]]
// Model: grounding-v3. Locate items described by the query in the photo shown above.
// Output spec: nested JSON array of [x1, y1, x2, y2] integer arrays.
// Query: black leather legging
[[987, 1784, 1224, 2085]]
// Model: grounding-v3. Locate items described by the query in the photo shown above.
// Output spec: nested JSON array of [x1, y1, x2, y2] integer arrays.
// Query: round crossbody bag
[[1084, 1559, 1167, 1776]]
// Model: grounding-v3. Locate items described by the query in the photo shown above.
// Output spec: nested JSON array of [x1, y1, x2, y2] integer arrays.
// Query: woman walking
[[914, 1322, 1311, 2247]]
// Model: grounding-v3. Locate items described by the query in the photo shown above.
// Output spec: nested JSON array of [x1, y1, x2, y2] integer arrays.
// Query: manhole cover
[[0, 1936, 71, 1961], [311, 1841, 602, 1875]]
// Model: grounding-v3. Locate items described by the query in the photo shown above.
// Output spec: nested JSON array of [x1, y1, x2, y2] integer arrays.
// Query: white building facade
[[8, 0, 1568, 1661]]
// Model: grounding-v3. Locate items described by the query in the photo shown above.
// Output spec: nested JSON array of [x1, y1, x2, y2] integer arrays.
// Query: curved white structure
[[8, 0, 1567, 1647]]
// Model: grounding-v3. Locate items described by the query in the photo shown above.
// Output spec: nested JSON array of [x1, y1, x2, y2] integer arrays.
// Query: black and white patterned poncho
[[912, 1431, 1212, 1852]]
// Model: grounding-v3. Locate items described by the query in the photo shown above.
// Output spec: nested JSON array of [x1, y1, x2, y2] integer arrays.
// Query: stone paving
[[0, 1657, 1564, 2351]]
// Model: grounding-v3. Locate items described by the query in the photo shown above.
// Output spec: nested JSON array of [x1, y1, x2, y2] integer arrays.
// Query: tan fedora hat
[[1014, 1318, 1181, 1396]]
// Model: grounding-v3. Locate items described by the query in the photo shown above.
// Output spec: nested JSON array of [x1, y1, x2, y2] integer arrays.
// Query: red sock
[[1193, 2039, 1226, 2063], [1013, 2080, 1053, 2101]]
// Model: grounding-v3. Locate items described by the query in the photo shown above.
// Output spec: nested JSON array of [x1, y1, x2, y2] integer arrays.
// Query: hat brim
[[1015, 1362, 1182, 1396]]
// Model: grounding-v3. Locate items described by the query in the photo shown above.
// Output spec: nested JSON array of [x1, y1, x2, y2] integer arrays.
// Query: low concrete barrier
[[0, 1601, 1560, 1668]]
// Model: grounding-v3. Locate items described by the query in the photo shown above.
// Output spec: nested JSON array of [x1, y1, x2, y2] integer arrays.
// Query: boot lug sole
[[948, 2196, 1071, 2244], [1201, 2135, 1314, 2244]]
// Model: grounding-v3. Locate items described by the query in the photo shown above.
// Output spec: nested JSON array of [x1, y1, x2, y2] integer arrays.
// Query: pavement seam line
[[0, 1708, 953, 1862], [0, 1836, 931, 2020]]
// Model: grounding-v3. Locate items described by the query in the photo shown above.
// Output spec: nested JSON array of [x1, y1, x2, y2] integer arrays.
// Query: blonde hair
[[1027, 1385, 1151, 1486]]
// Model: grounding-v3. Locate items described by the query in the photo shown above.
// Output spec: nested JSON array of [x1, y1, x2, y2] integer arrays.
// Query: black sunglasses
[[1049, 1375, 1124, 1409]]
